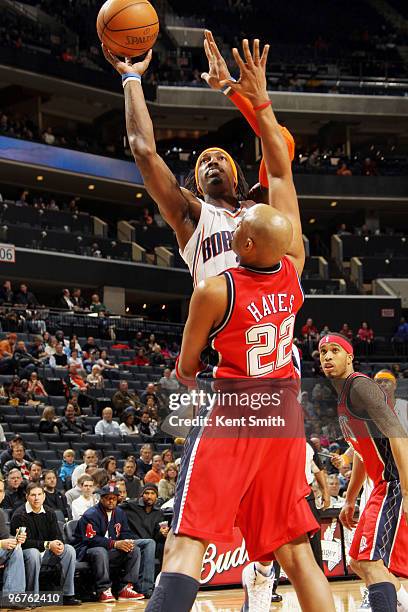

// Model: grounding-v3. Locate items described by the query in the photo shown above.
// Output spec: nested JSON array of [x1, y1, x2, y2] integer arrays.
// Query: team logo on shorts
[[359, 536, 368, 553]]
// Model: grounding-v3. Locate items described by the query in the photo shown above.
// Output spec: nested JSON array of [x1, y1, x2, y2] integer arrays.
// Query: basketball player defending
[[103, 35, 300, 609], [319, 334, 408, 612]]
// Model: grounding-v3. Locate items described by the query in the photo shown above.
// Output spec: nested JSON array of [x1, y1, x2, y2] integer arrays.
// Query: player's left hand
[[102, 44, 153, 77], [219, 39, 270, 107]]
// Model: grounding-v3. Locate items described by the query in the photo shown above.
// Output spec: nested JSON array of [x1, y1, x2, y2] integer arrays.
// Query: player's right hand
[[102, 44, 152, 77], [339, 501, 358, 530], [201, 30, 232, 90]]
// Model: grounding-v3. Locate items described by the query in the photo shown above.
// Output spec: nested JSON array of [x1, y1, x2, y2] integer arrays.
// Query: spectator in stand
[[135, 445, 153, 480], [82, 336, 101, 354], [27, 371, 47, 397], [7, 375, 28, 404], [356, 321, 375, 354], [144, 455, 164, 485], [0, 280, 14, 304], [42, 126, 56, 145], [120, 483, 169, 575], [61, 403, 89, 436], [120, 408, 140, 437], [95, 407, 121, 437], [159, 368, 179, 394], [58, 449, 78, 485], [138, 412, 157, 442], [0, 437, 33, 470], [11, 483, 80, 605], [100, 456, 122, 482], [336, 162, 352, 176], [43, 470, 71, 520], [87, 364, 104, 389], [71, 449, 98, 487], [112, 380, 141, 418], [134, 348, 150, 366], [65, 465, 98, 506], [67, 363, 88, 391], [339, 323, 353, 341], [362, 157, 378, 176], [38, 406, 62, 435], [97, 349, 118, 371], [29, 336, 48, 363], [392, 317, 408, 355], [3, 444, 31, 479], [49, 343, 68, 368], [71, 288, 87, 311], [68, 349, 84, 370], [158, 463, 178, 502], [90, 294, 106, 313], [58, 289, 75, 310], [14, 283, 39, 307], [83, 351, 97, 374], [149, 345, 165, 367], [1, 468, 27, 511], [0, 476, 29, 597], [71, 474, 97, 520], [44, 335, 58, 357], [301, 318, 319, 354], [29, 461, 43, 483], [73, 484, 143, 603], [13, 340, 39, 378], [161, 449, 174, 466], [141, 383, 159, 405], [122, 460, 142, 500], [328, 474, 345, 507], [0, 332, 17, 372]]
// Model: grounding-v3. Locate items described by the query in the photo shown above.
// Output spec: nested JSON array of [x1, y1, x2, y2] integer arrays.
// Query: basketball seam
[[105, 20, 159, 32], [104, 1, 153, 28], [101, 27, 157, 51]]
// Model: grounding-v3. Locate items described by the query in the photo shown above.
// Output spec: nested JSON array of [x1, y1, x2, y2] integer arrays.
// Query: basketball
[[97, 0, 159, 58]]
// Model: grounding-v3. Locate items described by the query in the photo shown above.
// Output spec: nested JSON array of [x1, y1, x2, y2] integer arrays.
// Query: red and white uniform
[[180, 200, 246, 286], [172, 258, 318, 561], [211, 257, 304, 379], [338, 372, 408, 577]]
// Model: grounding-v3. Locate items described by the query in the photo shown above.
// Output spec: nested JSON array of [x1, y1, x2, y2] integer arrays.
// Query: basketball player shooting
[[319, 334, 408, 612], [101, 35, 297, 288], [139, 40, 336, 612]]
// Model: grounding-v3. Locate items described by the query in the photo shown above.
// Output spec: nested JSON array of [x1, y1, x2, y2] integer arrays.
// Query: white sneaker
[[357, 587, 371, 611], [241, 562, 274, 611]]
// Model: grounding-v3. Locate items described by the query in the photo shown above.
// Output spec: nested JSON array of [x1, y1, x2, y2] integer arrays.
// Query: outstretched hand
[[201, 30, 232, 90], [102, 44, 153, 76], [220, 39, 270, 106]]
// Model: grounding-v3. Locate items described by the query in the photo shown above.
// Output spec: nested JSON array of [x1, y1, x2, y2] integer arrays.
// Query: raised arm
[[220, 40, 304, 275], [177, 276, 227, 381], [102, 46, 200, 249]]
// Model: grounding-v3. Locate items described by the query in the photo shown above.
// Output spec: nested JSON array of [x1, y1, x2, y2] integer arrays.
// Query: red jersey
[[337, 372, 399, 486], [211, 257, 304, 379]]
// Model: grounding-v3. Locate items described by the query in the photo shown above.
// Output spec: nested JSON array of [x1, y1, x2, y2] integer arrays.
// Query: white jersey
[[394, 397, 408, 433], [180, 199, 246, 286]]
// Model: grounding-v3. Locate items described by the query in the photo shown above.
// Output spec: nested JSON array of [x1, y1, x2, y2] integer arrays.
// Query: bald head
[[232, 204, 293, 267]]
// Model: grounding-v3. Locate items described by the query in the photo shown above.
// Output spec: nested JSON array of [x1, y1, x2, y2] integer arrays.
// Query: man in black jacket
[[10, 482, 80, 605], [60, 404, 89, 436], [120, 483, 169, 594], [0, 477, 28, 600], [1, 469, 27, 513], [43, 470, 71, 520]]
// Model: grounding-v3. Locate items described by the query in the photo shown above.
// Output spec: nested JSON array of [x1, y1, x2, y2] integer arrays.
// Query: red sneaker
[[117, 584, 145, 602], [98, 588, 116, 603]]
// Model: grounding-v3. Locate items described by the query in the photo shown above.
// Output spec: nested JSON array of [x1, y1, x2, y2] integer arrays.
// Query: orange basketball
[[97, 0, 159, 58]]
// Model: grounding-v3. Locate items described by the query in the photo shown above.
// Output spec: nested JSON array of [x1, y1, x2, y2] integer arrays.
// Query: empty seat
[[35, 450, 59, 462]]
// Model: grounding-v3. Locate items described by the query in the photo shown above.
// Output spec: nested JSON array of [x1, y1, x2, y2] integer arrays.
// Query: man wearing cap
[[374, 370, 408, 434], [319, 333, 408, 612], [73, 484, 144, 603], [121, 483, 169, 598]]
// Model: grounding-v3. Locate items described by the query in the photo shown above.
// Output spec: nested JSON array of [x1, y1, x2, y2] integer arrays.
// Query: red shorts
[[172, 396, 318, 562], [350, 480, 408, 578]]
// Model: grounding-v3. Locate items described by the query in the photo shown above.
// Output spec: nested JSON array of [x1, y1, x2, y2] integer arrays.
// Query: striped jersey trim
[[208, 271, 235, 340]]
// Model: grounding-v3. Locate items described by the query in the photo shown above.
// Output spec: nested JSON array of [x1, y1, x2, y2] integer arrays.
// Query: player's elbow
[[129, 135, 156, 161]]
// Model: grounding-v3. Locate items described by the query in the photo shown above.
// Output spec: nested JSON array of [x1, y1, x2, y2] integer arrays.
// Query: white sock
[[397, 585, 408, 611], [255, 562, 273, 578]]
